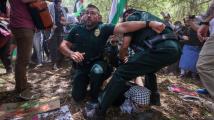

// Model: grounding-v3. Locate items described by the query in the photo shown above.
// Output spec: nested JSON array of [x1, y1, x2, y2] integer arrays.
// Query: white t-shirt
[[67, 14, 78, 24]]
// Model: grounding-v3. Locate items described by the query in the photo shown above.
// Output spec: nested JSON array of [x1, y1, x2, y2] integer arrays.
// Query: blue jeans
[[33, 31, 43, 64]]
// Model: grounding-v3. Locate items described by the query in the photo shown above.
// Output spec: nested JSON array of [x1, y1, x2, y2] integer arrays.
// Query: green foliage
[[170, 0, 210, 21], [63, 0, 211, 23], [63, 0, 75, 7], [128, 0, 172, 17], [127, 0, 211, 21]]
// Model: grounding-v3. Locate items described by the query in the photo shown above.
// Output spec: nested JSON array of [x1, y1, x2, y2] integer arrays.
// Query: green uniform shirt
[[65, 23, 115, 61], [125, 11, 178, 50]]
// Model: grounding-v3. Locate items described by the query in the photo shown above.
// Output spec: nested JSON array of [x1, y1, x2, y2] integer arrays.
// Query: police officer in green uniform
[[60, 4, 165, 108], [85, 9, 182, 119], [121, 9, 168, 106]]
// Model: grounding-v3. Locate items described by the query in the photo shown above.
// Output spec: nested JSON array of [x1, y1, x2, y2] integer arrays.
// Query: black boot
[[144, 73, 161, 106], [150, 92, 161, 106]]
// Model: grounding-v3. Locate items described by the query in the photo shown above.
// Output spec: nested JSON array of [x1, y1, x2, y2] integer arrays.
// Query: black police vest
[[126, 11, 173, 49]]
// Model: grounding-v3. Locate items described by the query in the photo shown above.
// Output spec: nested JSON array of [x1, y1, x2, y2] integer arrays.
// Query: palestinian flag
[[73, 0, 84, 17], [108, 0, 127, 24]]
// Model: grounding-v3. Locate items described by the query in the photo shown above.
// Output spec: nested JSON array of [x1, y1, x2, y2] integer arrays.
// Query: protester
[[0, 5, 12, 74], [84, 83, 151, 118], [48, 0, 67, 70], [31, 31, 44, 66], [197, 0, 214, 98], [161, 12, 174, 30], [60, 4, 165, 107], [179, 16, 202, 79], [85, 8, 181, 119], [63, 7, 78, 34], [9, 0, 37, 99]]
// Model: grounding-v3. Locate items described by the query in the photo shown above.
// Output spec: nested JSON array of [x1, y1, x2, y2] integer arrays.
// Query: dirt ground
[[0, 62, 213, 120]]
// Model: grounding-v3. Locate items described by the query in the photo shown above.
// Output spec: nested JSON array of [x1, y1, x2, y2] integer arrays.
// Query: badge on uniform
[[94, 28, 100, 37]]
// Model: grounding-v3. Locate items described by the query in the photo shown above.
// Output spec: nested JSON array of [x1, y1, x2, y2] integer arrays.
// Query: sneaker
[[82, 107, 105, 120], [86, 101, 99, 109], [83, 107, 96, 119], [196, 88, 209, 94], [36, 64, 43, 67]]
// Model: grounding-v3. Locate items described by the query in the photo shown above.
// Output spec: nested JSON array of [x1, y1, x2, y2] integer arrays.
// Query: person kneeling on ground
[[60, 4, 165, 106], [84, 8, 181, 120], [84, 81, 151, 118]]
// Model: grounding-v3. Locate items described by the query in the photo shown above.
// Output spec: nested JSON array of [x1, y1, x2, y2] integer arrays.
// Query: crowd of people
[[163, 13, 203, 80], [0, 0, 214, 119]]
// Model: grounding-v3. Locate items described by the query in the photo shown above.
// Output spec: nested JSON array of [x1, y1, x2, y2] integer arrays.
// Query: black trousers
[[72, 60, 113, 102], [99, 40, 181, 113], [145, 73, 157, 93]]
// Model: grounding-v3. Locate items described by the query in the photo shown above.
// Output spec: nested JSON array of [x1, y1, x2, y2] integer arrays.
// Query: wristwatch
[[146, 21, 150, 28], [200, 21, 209, 26]]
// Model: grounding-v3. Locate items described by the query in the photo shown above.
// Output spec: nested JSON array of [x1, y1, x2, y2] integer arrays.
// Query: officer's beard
[[85, 21, 98, 30]]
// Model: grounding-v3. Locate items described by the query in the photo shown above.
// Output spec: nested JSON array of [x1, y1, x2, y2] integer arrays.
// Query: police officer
[[85, 9, 181, 119], [121, 9, 164, 106], [60, 4, 165, 106]]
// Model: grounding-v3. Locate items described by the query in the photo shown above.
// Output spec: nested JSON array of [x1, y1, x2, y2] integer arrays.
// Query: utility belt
[[132, 33, 178, 51]]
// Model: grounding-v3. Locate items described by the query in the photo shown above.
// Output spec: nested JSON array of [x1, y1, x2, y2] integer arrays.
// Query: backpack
[[27, 0, 53, 30]]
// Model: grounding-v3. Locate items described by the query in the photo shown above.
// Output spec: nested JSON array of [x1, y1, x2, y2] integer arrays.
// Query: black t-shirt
[[185, 28, 202, 46], [65, 23, 115, 61]]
